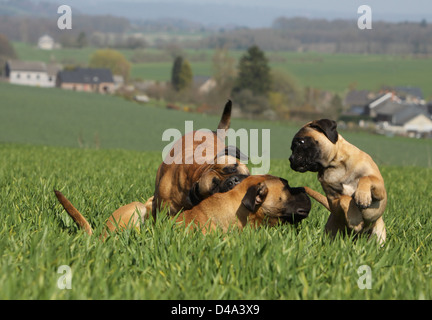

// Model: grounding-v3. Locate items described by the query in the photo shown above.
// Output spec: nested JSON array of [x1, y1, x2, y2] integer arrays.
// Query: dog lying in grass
[[54, 174, 311, 236]]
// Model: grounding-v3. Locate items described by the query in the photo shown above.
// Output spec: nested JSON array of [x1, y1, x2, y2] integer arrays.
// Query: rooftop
[[57, 68, 114, 84]]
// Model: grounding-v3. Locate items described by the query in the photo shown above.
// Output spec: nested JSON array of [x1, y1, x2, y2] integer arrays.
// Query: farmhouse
[[343, 90, 376, 115], [37, 35, 55, 50], [4, 60, 62, 88], [56, 68, 115, 94], [381, 86, 424, 104], [374, 101, 432, 138], [193, 75, 217, 94], [343, 88, 432, 138]]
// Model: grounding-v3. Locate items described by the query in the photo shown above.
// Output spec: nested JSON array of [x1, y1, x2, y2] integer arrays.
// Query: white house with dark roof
[[4, 60, 62, 88], [375, 101, 432, 137]]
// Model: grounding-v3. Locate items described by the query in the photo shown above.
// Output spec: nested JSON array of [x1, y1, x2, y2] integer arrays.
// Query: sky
[[35, 0, 432, 27]]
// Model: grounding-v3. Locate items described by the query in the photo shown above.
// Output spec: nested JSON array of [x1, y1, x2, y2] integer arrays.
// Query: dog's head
[[241, 176, 311, 225], [289, 119, 339, 173], [187, 146, 250, 206]]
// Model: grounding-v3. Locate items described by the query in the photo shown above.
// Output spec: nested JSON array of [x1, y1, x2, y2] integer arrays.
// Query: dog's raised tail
[[217, 100, 232, 131], [304, 186, 331, 212], [54, 190, 93, 236]]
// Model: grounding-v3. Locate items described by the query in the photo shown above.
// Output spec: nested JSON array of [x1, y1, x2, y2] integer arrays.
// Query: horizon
[[19, 0, 432, 28]]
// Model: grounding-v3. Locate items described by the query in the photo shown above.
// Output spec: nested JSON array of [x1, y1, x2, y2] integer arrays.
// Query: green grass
[[1, 82, 431, 299], [270, 52, 432, 99], [0, 143, 431, 299], [13, 42, 432, 99]]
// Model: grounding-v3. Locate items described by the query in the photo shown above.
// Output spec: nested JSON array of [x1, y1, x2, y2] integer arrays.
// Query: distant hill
[[0, 0, 78, 17]]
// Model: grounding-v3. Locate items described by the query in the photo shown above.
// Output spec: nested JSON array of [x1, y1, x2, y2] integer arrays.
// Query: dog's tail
[[54, 189, 93, 236], [217, 100, 232, 131], [304, 186, 331, 212]]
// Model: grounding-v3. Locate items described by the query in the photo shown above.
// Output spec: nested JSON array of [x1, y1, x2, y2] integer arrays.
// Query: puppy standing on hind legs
[[289, 119, 387, 244]]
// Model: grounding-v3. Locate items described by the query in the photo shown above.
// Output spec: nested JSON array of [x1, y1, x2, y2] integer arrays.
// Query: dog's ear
[[216, 145, 249, 162], [309, 119, 338, 144], [241, 183, 268, 212], [186, 182, 202, 208]]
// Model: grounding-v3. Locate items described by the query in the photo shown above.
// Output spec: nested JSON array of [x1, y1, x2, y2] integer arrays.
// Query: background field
[[1, 82, 431, 167], [13, 42, 432, 99], [0, 83, 431, 299]]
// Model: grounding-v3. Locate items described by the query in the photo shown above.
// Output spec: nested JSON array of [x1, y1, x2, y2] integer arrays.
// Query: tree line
[[1, 13, 431, 54], [193, 17, 432, 55], [0, 15, 131, 48]]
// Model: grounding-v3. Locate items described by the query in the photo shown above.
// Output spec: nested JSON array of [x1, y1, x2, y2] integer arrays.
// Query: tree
[[0, 34, 17, 76], [77, 31, 88, 48], [211, 47, 237, 95], [327, 94, 344, 119], [0, 34, 17, 59], [171, 56, 192, 91], [89, 49, 131, 81], [232, 45, 272, 96], [179, 59, 192, 90], [171, 56, 183, 91], [268, 70, 304, 117]]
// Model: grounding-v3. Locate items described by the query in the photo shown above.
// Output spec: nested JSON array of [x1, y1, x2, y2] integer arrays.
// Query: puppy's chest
[[319, 168, 358, 197]]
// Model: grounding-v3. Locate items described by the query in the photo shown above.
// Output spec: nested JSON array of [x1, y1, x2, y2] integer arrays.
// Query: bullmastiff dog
[[289, 119, 387, 244], [53, 174, 311, 236], [178, 174, 311, 233], [53, 101, 249, 235], [152, 100, 250, 217]]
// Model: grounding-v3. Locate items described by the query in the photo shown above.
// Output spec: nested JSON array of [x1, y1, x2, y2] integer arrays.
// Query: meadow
[[0, 83, 431, 300], [0, 144, 431, 300], [13, 42, 432, 99]]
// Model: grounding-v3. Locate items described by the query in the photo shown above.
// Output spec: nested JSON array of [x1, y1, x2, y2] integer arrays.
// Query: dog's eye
[[223, 166, 238, 174], [294, 139, 305, 147]]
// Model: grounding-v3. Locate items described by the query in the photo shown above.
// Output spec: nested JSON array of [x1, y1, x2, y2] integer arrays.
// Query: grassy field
[[1, 82, 432, 299], [0, 143, 431, 299], [12, 42, 432, 99]]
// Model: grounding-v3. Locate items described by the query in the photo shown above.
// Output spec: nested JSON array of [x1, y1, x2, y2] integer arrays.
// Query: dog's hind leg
[[339, 195, 364, 233], [368, 217, 386, 245]]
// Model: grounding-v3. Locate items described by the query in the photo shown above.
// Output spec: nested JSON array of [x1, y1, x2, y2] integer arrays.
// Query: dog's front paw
[[355, 190, 372, 209]]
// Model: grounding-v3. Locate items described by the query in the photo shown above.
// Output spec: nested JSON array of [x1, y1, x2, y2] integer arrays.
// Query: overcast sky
[[39, 0, 432, 27], [70, 0, 432, 14]]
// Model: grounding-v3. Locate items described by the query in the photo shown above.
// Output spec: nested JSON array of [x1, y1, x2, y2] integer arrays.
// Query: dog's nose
[[227, 177, 238, 187]]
